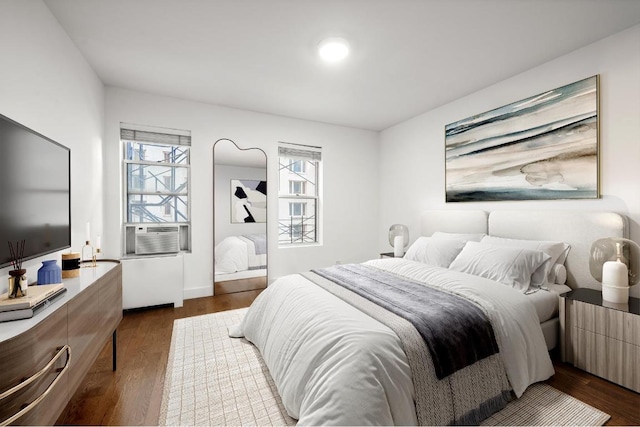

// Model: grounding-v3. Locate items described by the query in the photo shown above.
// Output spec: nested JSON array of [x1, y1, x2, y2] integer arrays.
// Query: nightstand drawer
[[571, 327, 639, 392], [570, 300, 640, 344]]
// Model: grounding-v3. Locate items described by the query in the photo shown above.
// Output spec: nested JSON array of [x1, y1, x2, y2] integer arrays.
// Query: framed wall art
[[445, 75, 599, 202], [231, 179, 267, 223]]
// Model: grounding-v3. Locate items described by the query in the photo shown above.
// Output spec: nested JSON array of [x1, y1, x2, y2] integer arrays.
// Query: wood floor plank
[[215, 276, 267, 295], [57, 291, 639, 426]]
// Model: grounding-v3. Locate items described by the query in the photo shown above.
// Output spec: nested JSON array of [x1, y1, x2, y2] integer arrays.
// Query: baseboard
[[123, 303, 174, 313], [183, 285, 213, 300]]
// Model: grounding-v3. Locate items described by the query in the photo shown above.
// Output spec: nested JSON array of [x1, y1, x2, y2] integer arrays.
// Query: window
[[278, 143, 321, 245], [122, 126, 191, 252], [289, 159, 306, 173], [289, 180, 306, 195], [163, 176, 172, 216], [289, 202, 306, 217]]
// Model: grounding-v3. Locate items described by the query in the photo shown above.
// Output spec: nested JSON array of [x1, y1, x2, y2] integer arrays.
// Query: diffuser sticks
[[8, 240, 25, 271]]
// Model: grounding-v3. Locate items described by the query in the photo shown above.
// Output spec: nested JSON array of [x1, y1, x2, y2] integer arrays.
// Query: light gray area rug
[[159, 308, 610, 426]]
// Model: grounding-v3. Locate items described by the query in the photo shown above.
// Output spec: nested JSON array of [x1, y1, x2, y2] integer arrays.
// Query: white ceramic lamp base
[[601, 260, 629, 303], [393, 235, 404, 257]]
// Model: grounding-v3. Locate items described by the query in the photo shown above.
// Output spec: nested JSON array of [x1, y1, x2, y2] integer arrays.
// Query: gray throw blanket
[[313, 264, 500, 379], [243, 233, 267, 255]]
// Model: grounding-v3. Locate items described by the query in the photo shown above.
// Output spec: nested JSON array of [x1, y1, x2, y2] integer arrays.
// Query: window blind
[[121, 128, 191, 146], [278, 143, 321, 161]]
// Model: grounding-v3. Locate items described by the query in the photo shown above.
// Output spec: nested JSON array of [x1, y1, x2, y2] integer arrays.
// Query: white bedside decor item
[[589, 237, 640, 303], [393, 235, 404, 257], [389, 224, 409, 257]]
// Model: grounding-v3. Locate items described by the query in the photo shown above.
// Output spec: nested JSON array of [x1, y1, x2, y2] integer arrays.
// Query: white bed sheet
[[233, 258, 554, 425], [524, 283, 571, 323]]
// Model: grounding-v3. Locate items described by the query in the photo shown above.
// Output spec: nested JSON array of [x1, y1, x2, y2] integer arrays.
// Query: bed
[[230, 210, 628, 425], [214, 233, 267, 281]]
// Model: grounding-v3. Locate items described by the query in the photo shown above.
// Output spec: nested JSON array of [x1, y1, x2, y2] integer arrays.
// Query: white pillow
[[449, 241, 552, 292], [431, 232, 486, 242], [552, 264, 567, 285], [480, 236, 570, 284], [403, 237, 466, 268]]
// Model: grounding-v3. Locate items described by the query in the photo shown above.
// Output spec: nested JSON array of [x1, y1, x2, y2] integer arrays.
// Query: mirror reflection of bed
[[213, 139, 267, 295]]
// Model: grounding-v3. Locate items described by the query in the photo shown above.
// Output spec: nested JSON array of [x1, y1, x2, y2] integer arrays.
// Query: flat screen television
[[0, 113, 71, 269]]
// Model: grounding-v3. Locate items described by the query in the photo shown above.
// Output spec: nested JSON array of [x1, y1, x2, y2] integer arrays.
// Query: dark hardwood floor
[[57, 291, 639, 426], [215, 276, 267, 295], [56, 290, 263, 426]]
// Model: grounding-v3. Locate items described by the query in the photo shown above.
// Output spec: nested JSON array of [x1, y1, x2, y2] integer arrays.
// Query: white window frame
[[278, 142, 321, 246], [121, 125, 192, 254]]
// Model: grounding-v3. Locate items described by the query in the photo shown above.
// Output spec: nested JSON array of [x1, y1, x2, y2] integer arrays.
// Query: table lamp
[[589, 237, 640, 303], [388, 224, 409, 257]]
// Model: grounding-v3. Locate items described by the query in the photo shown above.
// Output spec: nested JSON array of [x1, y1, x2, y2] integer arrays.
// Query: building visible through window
[[121, 125, 191, 254], [278, 143, 321, 245]]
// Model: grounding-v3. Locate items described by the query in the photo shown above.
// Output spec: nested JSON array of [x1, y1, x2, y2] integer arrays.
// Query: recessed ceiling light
[[318, 37, 350, 63]]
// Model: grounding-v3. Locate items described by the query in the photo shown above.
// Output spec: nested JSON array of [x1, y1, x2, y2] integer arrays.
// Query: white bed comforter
[[232, 258, 554, 425], [215, 235, 266, 274]]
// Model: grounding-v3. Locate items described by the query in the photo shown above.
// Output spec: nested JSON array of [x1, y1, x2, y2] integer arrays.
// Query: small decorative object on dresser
[[560, 288, 639, 393], [7, 269, 27, 299], [589, 237, 640, 303], [388, 224, 409, 257], [7, 240, 27, 298], [37, 260, 62, 285], [61, 252, 81, 278]]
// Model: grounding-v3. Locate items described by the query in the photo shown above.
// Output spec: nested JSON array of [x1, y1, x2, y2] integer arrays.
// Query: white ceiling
[[45, 0, 640, 132]]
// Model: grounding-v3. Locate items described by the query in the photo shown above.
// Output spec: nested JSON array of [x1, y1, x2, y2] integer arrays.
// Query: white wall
[[104, 87, 379, 302], [215, 165, 267, 245], [379, 25, 640, 295], [0, 0, 104, 288]]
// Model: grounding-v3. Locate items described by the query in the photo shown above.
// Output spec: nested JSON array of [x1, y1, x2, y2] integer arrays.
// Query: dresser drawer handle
[[0, 345, 71, 426]]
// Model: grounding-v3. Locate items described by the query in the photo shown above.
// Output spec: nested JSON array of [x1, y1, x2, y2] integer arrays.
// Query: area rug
[[159, 308, 610, 426]]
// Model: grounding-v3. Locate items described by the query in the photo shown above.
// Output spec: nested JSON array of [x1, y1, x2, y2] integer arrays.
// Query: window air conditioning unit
[[135, 225, 180, 255]]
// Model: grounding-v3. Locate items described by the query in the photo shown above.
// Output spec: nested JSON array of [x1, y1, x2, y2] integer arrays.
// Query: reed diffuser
[[7, 240, 28, 298]]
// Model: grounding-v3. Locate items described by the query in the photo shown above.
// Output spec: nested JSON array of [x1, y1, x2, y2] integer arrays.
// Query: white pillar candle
[[393, 235, 404, 257]]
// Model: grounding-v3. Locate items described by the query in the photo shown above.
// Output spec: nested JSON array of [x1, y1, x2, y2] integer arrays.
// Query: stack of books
[[0, 283, 67, 322]]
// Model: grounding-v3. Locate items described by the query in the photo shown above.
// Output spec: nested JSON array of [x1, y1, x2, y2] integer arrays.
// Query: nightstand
[[559, 288, 639, 392], [380, 252, 398, 258]]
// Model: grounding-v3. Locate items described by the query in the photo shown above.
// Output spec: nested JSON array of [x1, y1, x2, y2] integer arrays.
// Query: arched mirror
[[213, 139, 267, 295]]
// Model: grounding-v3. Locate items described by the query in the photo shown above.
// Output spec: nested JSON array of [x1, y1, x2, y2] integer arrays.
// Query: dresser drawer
[[0, 306, 69, 425]]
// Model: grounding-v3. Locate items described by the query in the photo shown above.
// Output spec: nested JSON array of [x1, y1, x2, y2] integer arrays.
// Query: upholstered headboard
[[420, 209, 628, 290], [420, 210, 487, 236], [488, 211, 628, 290]]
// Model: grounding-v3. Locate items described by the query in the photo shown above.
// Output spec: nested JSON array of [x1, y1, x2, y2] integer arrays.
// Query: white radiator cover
[[121, 255, 184, 309]]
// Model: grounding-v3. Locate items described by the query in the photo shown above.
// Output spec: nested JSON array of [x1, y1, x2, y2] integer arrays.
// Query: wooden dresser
[[0, 261, 122, 426], [560, 288, 639, 393]]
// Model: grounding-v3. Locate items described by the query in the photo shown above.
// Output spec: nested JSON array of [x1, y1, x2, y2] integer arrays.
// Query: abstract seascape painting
[[231, 179, 267, 223], [445, 75, 599, 202]]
